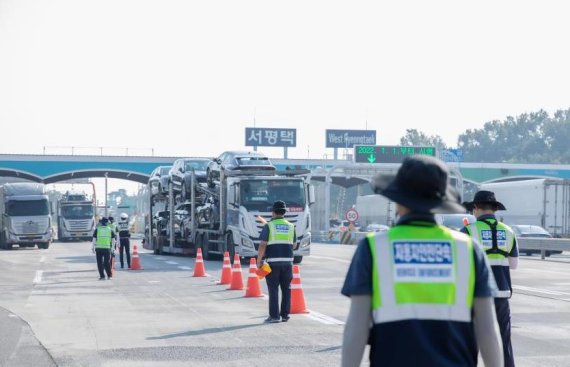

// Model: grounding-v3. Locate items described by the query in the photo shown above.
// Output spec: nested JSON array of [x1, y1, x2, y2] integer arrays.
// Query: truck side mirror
[[308, 184, 316, 205]]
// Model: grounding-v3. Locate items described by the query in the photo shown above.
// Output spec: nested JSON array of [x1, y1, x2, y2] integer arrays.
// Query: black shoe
[[99, 277, 105, 280], [264, 317, 280, 324], [121, 265, 124, 269], [281, 316, 290, 322], [107, 276, 112, 280]]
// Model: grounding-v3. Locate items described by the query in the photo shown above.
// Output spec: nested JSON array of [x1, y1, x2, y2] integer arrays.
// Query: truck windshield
[[7, 199, 50, 216], [240, 179, 305, 211], [61, 205, 94, 219]]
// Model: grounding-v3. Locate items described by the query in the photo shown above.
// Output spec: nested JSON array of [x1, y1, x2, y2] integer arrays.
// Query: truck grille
[[252, 213, 299, 235], [12, 217, 49, 235], [66, 220, 92, 231]]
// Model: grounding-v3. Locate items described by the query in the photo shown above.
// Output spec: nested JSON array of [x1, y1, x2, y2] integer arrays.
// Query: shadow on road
[[147, 323, 260, 340]]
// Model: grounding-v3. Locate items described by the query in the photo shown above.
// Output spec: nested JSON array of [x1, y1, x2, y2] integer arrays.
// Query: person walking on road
[[257, 201, 296, 323], [92, 217, 116, 280], [463, 190, 518, 367], [117, 213, 132, 269], [341, 155, 504, 367]]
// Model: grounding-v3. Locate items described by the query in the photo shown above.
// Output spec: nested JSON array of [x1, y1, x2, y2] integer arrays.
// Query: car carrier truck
[[144, 169, 315, 263]]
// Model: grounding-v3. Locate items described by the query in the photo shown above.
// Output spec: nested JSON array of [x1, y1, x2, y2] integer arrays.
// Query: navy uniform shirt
[[342, 213, 498, 367], [461, 214, 518, 295]]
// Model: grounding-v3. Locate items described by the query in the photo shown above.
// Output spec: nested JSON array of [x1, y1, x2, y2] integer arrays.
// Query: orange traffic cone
[[245, 258, 263, 297], [227, 254, 244, 290], [290, 265, 309, 313], [218, 251, 232, 285], [130, 243, 142, 270], [193, 248, 207, 277]]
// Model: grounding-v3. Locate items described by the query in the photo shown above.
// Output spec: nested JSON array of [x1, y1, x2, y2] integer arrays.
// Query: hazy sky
[[2, 0, 570, 162]]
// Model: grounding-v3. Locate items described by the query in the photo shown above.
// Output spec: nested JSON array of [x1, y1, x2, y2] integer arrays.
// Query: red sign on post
[[345, 208, 359, 223]]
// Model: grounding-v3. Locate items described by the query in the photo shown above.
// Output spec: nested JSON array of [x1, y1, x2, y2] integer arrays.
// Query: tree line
[[399, 107, 570, 163]]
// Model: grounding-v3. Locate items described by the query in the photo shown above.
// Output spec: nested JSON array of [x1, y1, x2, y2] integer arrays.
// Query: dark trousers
[[119, 238, 131, 268], [95, 248, 112, 278], [265, 263, 293, 319], [495, 298, 515, 367]]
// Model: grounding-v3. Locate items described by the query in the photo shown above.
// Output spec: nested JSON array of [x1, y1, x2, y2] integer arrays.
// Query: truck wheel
[[202, 233, 211, 260], [225, 233, 236, 259], [293, 256, 303, 264]]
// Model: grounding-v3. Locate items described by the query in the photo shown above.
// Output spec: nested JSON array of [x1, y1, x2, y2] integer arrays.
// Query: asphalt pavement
[[0, 242, 569, 366]]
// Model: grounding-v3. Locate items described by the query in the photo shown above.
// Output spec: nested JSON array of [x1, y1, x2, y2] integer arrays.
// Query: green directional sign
[[354, 145, 436, 163]]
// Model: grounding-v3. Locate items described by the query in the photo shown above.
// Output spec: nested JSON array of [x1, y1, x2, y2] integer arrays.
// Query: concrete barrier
[[517, 237, 570, 259]]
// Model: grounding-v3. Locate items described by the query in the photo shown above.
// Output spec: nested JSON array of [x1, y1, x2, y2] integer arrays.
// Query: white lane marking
[[166, 261, 179, 265], [155, 257, 166, 261], [39, 256, 45, 264], [304, 310, 345, 325], [8, 314, 17, 318], [255, 291, 344, 325], [33, 270, 43, 284], [513, 285, 570, 297], [178, 266, 192, 270], [148, 280, 160, 284], [308, 255, 351, 264]]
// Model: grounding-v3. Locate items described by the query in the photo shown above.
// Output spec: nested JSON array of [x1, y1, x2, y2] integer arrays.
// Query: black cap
[[372, 155, 465, 214], [100, 217, 109, 224], [272, 200, 287, 214], [466, 190, 506, 211]]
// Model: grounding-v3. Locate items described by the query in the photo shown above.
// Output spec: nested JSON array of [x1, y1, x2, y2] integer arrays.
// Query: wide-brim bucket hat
[[465, 190, 506, 211]]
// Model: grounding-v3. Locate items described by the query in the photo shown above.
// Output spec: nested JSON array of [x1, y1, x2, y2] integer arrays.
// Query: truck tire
[[39, 243, 50, 250], [202, 233, 211, 260], [225, 232, 236, 259], [293, 256, 303, 264]]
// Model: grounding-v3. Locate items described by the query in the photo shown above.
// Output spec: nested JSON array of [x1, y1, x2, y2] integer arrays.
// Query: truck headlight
[[300, 235, 311, 248], [241, 236, 254, 248]]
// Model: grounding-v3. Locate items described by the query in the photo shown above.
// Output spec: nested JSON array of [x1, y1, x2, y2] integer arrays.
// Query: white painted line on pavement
[[166, 261, 179, 265], [40, 256, 45, 264], [178, 266, 192, 270], [33, 270, 43, 284], [513, 285, 570, 297], [155, 257, 166, 261], [305, 310, 345, 325], [308, 255, 351, 264], [148, 280, 160, 284]]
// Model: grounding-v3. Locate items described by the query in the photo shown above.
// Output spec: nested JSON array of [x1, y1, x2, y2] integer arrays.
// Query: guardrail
[[517, 237, 570, 259]]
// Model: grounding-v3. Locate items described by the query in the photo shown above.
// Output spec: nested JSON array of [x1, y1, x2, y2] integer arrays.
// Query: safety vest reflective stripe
[[95, 226, 112, 248], [487, 258, 510, 266], [267, 257, 294, 262], [370, 229, 474, 324], [495, 290, 511, 298]]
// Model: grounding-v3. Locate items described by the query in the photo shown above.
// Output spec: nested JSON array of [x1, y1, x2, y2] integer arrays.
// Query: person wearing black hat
[[257, 200, 297, 323], [462, 190, 518, 367], [92, 217, 116, 280], [341, 155, 503, 367]]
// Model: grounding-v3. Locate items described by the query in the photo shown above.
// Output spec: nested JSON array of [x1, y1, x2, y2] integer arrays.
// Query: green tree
[[399, 129, 447, 152]]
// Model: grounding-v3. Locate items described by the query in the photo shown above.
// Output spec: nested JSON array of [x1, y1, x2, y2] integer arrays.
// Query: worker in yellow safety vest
[[462, 190, 518, 367], [341, 155, 504, 367], [92, 217, 116, 280]]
